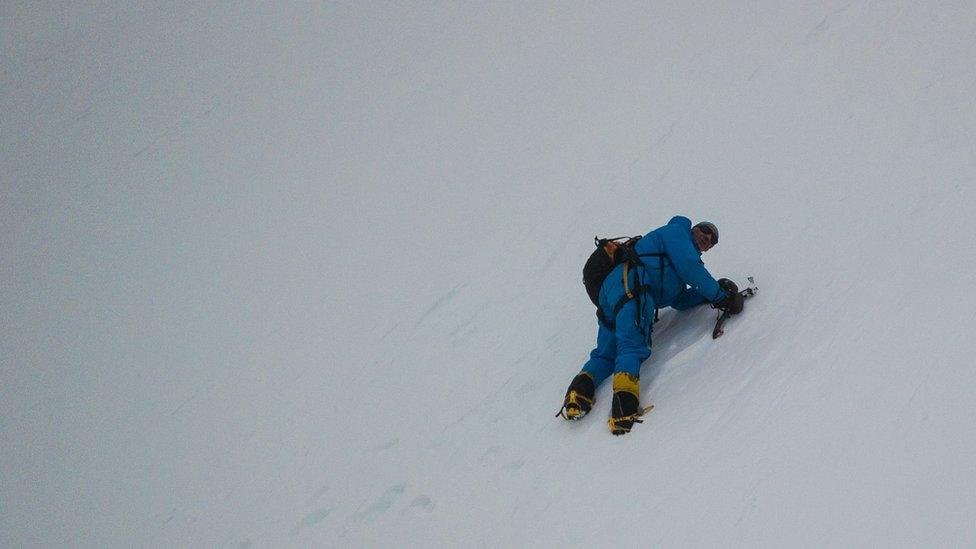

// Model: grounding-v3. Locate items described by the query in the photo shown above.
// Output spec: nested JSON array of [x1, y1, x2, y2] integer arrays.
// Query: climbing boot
[[608, 372, 642, 435], [557, 372, 595, 420]]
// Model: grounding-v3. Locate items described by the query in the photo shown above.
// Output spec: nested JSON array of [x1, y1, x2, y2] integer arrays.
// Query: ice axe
[[712, 276, 758, 339]]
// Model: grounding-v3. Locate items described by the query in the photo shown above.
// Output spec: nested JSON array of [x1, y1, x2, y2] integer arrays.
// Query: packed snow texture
[[3, 2, 976, 547]]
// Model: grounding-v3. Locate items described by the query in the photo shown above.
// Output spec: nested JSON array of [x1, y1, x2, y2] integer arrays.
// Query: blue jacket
[[599, 216, 726, 317]]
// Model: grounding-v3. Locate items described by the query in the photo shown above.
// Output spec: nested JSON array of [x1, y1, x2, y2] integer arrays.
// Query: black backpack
[[582, 235, 643, 307], [583, 235, 671, 329]]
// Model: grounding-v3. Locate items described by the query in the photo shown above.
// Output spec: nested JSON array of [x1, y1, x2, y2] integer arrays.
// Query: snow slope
[[3, 2, 976, 546]]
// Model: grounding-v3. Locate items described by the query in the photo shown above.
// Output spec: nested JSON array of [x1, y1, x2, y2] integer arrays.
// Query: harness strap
[[596, 251, 671, 330], [623, 263, 634, 299], [597, 271, 653, 330]]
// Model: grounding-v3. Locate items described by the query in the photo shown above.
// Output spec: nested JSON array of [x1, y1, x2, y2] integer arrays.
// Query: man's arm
[[662, 221, 726, 303]]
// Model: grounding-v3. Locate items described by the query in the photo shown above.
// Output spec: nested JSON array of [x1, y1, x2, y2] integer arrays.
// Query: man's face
[[692, 227, 715, 253]]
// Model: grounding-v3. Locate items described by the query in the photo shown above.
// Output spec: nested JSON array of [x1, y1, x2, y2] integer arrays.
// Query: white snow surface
[[3, 2, 976, 547]]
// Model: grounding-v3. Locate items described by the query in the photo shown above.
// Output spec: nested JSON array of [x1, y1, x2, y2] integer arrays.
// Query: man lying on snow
[[558, 215, 744, 435]]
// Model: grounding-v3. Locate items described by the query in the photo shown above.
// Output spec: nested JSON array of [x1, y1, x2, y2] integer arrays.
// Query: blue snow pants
[[581, 268, 655, 386]]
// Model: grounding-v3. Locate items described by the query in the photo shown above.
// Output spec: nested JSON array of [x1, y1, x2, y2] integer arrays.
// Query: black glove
[[715, 278, 744, 314]]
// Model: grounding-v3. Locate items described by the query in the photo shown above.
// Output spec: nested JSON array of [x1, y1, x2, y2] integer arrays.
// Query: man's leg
[[582, 322, 616, 386], [560, 322, 615, 420], [609, 300, 652, 434], [612, 300, 651, 376]]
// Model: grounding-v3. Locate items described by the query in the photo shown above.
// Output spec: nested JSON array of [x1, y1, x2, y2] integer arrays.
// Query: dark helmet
[[693, 221, 719, 245]]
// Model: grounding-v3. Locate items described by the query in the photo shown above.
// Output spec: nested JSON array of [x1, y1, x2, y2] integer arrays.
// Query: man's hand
[[715, 278, 744, 314]]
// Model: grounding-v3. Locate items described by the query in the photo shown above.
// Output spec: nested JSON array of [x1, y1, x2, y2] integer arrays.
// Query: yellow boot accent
[[557, 372, 596, 420], [563, 391, 594, 420], [608, 373, 641, 434], [608, 408, 649, 430], [611, 372, 640, 398]]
